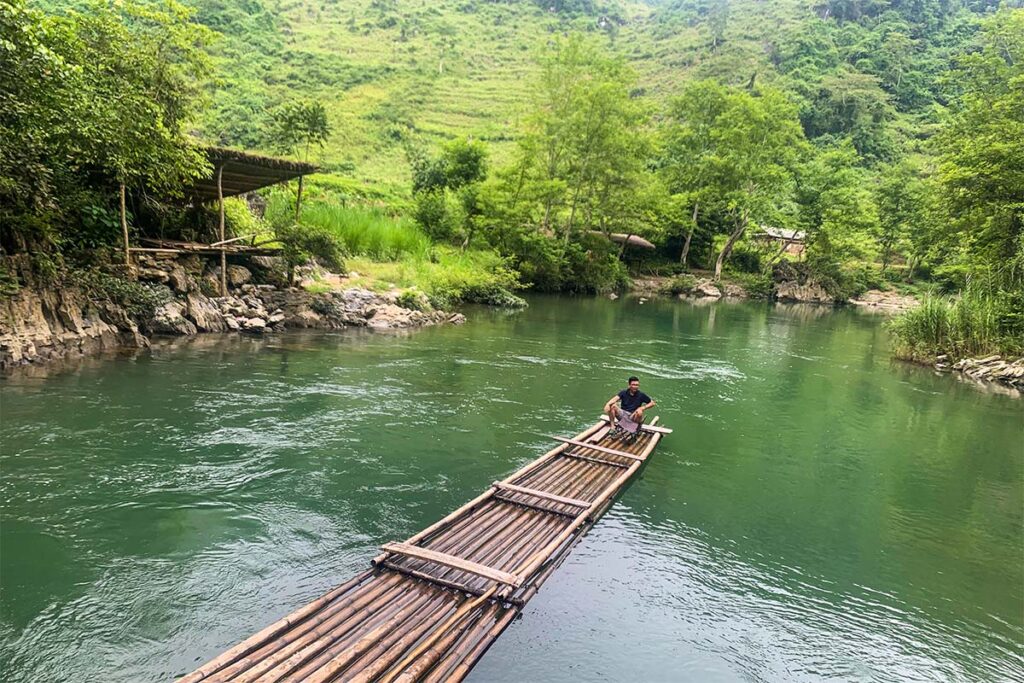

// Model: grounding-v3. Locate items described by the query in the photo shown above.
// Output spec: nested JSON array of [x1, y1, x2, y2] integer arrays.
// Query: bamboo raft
[[179, 417, 670, 683]]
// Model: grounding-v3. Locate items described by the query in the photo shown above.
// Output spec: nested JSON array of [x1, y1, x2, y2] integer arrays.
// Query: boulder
[[775, 280, 834, 304], [151, 300, 197, 336], [448, 313, 467, 325], [722, 283, 747, 298], [185, 292, 227, 332], [243, 317, 267, 332], [166, 264, 192, 293], [693, 279, 722, 298]]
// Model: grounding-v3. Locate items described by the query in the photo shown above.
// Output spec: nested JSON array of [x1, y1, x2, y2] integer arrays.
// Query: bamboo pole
[[344, 592, 471, 683], [203, 574, 402, 683], [301, 592, 449, 683], [217, 164, 227, 296], [175, 570, 373, 683], [492, 481, 591, 508], [280, 589, 444, 682], [240, 587, 427, 683], [373, 421, 603, 567], [120, 182, 130, 266], [295, 175, 304, 224], [377, 585, 498, 683], [503, 420, 662, 596]]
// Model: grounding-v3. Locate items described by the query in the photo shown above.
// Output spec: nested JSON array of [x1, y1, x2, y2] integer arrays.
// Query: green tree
[[933, 8, 1024, 276], [796, 141, 880, 267], [267, 100, 330, 161], [875, 157, 927, 275], [0, 0, 213, 251], [664, 81, 806, 281], [411, 137, 488, 247]]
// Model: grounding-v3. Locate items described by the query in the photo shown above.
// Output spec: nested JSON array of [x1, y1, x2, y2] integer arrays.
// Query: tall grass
[[267, 194, 430, 261], [888, 282, 1023, 362], [345, 248, 526, 308]]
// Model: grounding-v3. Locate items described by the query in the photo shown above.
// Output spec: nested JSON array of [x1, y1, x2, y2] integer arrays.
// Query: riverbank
[[0, 254, 463, 372], [629, 271, 919, 312]]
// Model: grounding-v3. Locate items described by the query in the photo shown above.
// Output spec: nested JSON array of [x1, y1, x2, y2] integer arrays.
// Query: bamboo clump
[[178, 418, 666, 682]]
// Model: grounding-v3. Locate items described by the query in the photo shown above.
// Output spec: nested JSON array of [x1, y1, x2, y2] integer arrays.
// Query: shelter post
[[120, 183, 129, 266], [217, 165, 226, 296]]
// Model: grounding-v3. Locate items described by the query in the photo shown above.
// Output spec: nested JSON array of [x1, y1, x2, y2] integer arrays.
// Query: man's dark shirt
[[618, 389, 652, 413]]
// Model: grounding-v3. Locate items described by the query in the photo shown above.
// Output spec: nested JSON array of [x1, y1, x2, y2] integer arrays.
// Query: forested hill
[[181, 0, 1002, 193]]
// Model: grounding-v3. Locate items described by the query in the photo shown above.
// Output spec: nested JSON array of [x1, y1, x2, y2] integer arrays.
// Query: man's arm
[[632, 398, 656, 418], [604, 394, 620, 411]]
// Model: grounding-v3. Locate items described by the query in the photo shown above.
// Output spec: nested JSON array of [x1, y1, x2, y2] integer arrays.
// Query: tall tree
[[933, 8, 1024, 277], [664, 81, 806, 280]]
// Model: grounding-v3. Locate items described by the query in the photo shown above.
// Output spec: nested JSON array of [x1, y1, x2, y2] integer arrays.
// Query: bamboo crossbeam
[[563, 452, 630, 468], [379, 543, 520, 586], [493, 494, 580, 517], [491, 481, 591, 508], [547, 435, 646, 461]]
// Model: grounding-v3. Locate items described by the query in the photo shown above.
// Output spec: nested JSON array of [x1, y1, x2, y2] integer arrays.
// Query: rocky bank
[[0, 254, 463, 372]]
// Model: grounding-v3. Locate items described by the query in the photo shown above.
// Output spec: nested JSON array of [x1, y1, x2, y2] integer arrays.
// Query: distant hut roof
[[183, 147, 318, 202], [756, 226, 806, 241], [591, 231, 656, 250]]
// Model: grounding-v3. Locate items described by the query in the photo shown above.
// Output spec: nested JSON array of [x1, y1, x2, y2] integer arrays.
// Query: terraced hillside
[[193, 0, 813, 196]]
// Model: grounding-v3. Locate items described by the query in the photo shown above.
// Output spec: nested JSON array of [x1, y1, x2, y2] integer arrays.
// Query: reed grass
[[888, 281, 1023, 362], [267, 195, 431, 261]]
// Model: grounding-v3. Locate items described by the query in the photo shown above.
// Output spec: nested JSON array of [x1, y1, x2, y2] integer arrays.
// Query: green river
[[1, 296, 1021, 682]]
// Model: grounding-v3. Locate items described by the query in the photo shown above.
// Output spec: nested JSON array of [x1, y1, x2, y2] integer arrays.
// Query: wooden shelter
[[753, 226, 806, 257], [121, 147, 318, 295], [590, 231, 656, 250], [178, 417, 671, 682]]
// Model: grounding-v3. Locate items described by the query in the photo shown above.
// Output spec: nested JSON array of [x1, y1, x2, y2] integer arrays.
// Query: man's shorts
[[616, 407, 643, 433]]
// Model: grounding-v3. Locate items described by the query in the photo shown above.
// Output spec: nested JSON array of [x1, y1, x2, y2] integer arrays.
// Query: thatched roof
[[184, 147, 318, 202], [591, 231, 656, 250], [756, 226, 806, 241]]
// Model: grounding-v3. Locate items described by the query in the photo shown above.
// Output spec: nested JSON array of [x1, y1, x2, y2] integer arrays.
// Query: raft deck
[[179, 417, 668, 683]]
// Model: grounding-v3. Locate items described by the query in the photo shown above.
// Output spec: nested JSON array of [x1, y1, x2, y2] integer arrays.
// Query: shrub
[[71, 270, 172, 321], [728, 271, 773, 298], [562, 234, 629, 294], [658, 273, 697, 296], [276, 223, 347, 275]]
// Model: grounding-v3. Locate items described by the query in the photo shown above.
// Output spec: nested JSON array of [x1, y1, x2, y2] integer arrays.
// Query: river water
[[1, 296, 1021, 682]]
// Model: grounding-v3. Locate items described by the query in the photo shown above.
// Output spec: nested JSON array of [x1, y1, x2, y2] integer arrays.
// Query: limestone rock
[[185, 292, 227, 332], [167, 264, 192, 293], [151, 301, 197, 336], [775, 280, 834, 304], [693, 279, 722, 298], [243, 317, 267, 332]]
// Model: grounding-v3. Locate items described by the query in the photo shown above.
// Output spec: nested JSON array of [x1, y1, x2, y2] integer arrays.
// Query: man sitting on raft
[[605, 376, 656, 440]]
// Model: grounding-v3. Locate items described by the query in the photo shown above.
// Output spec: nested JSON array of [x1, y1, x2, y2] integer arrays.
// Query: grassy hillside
[[192, 0, 843, 195], [193, 0, 644, 196]]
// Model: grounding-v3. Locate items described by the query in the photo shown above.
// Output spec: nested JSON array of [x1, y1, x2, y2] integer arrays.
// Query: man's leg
[[608, 405, 622, 432]]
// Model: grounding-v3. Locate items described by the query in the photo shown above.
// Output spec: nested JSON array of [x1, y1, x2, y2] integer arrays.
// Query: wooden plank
[[492, 481, 591, 508], [598, 415, 673, 433], [547, 435, 645, 461], [380, 542, 520, 586]]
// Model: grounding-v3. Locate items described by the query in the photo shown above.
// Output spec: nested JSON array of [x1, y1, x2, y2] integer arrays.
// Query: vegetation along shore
[[1, 0, 1021, 389]]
